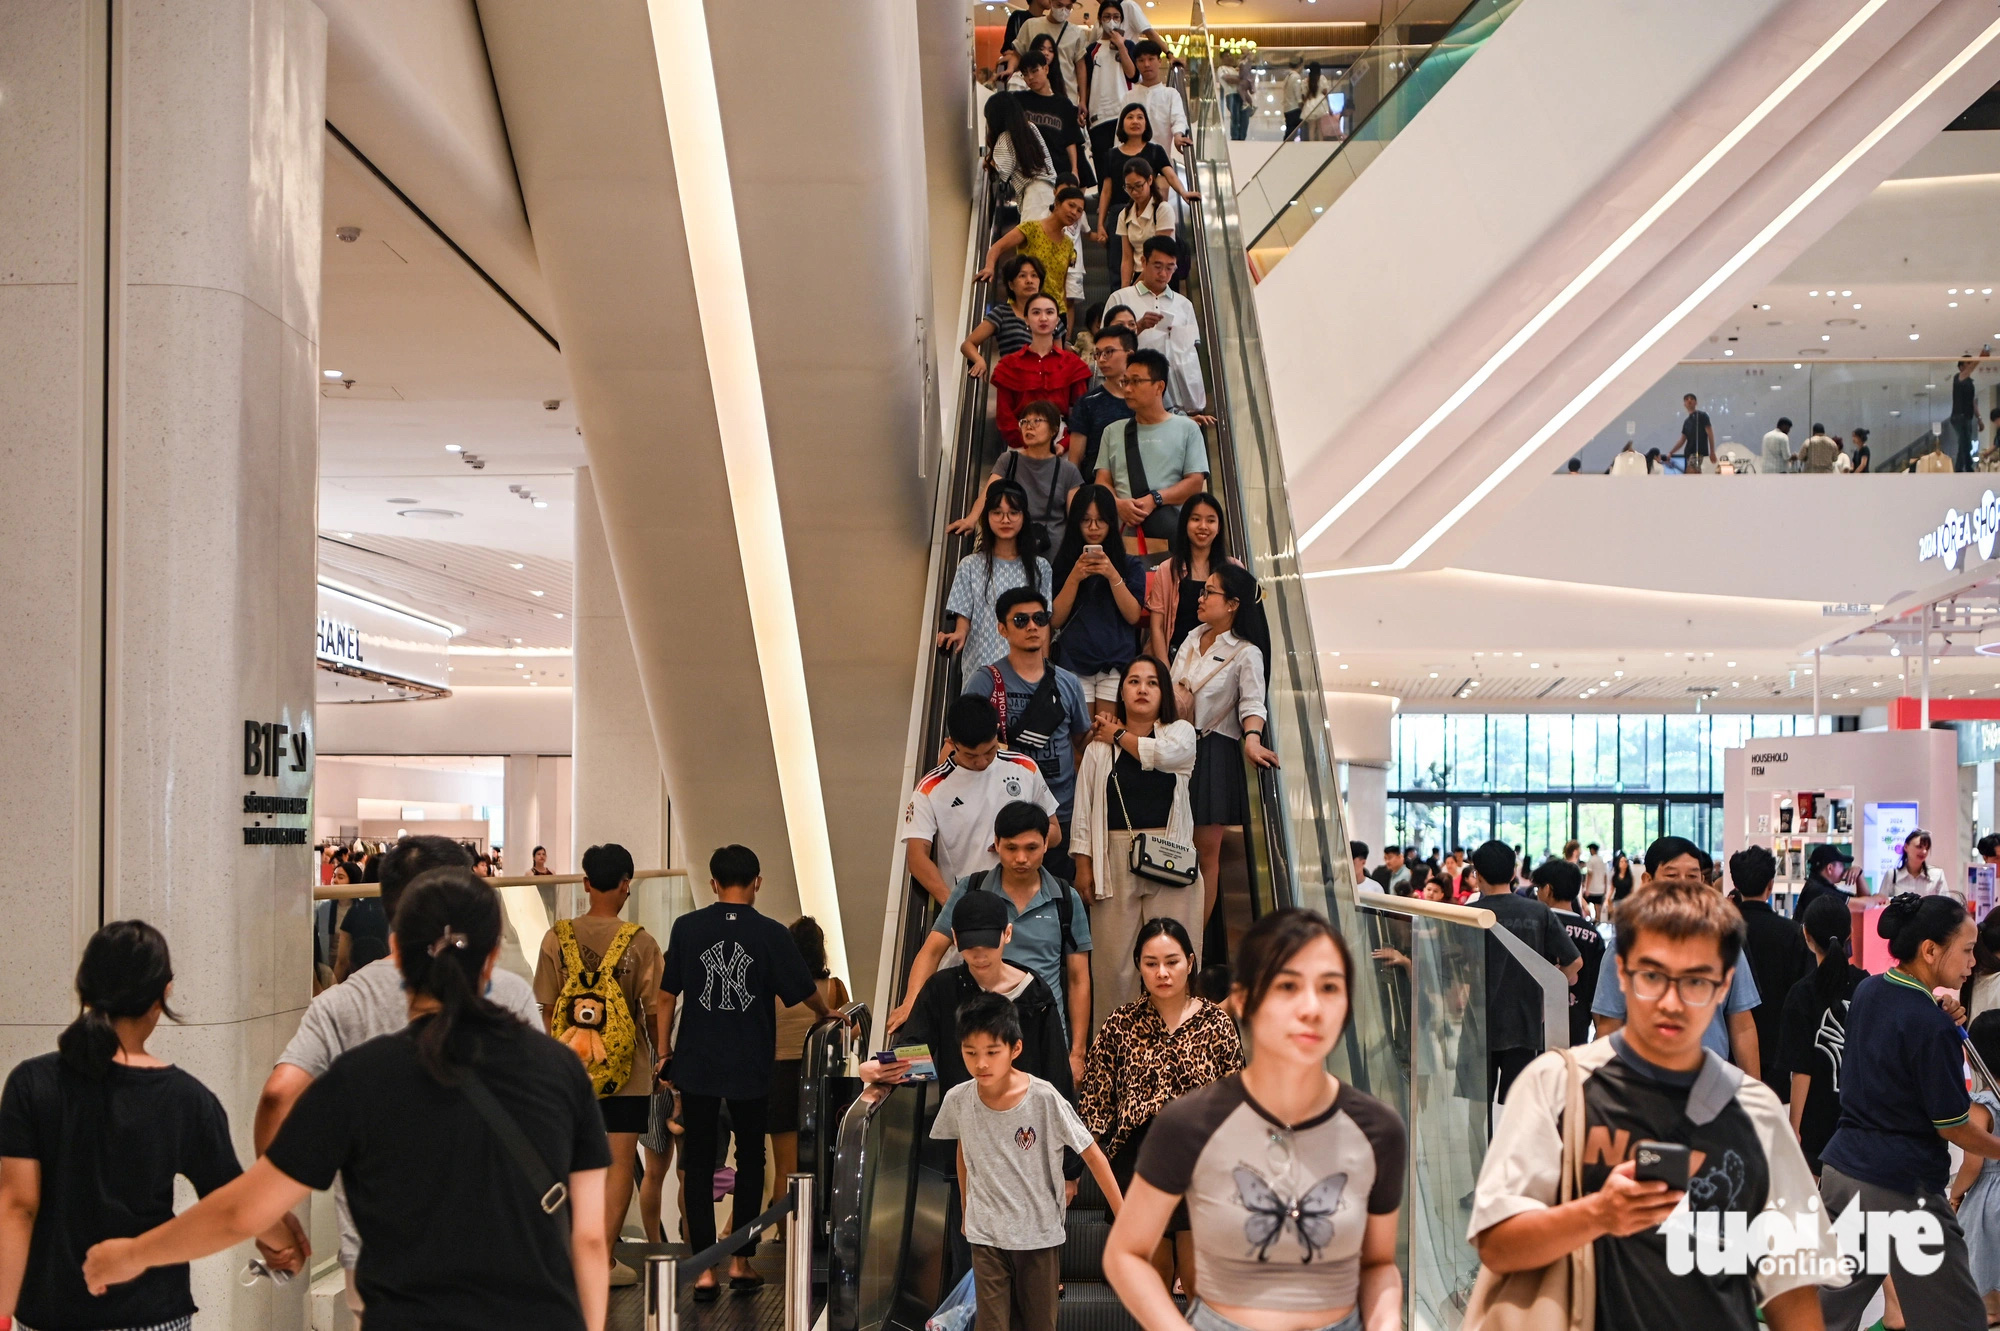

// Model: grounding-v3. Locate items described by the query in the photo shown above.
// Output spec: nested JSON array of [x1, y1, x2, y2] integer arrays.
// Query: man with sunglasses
[[962, 586, 1093, 882], [1591, 837, 1763, 1081], [1471, 876, 1833, 1331]]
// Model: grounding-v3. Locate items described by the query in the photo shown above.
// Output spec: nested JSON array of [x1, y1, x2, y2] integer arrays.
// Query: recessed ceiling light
[[533, 500, 549, 508], [1726, 661, 1736, 667], [1724, 349, 1734, 356], [397, 508, 460, 520], [554, 612, 565, 619], [1951, 302, 1960, 308], [530, 590, 545, 597], [1852, 303, 1861, 310], [1370, 680, 1380, 687], [1809, 290, 1819, 296], [1951, 289, 1960, 294], [514, 662, 525, 669], [1820, 335, 1831, 341], [1794, 363, 1803, 369], [1614, 670, 1623, 677], [1338, 663, 1349, 669], [510, 562, 524, 569], [1841, 290, 1851, 297], [1911, 333, 1921, 340], [445, 444, 462, 453], [1986, 289, 1994, 295], [1530, 662, 1541, 669], [336, 531, 353, 539], [1429, 672, 1438, 678], [322, 370, 342, 379]]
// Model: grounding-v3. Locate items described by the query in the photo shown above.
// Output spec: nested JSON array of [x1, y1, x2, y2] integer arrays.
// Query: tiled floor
[[605, 1243, 794, 1331]]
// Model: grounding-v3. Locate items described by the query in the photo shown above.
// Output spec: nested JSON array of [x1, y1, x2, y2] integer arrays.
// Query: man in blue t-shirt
[[1592, 837, 1762, 1077], [961, 587, 1091, 879]]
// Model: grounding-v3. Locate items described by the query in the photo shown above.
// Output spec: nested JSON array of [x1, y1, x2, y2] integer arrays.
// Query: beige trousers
[[1088, 830, 1206, 1027]]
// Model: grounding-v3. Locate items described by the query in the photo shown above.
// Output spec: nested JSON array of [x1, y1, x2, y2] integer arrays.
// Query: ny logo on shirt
[[698, 941, 753, 1011]]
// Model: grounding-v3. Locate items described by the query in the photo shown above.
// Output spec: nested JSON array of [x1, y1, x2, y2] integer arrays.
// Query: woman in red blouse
[[992, 292, 1092, 448], [1078, 916, 1242, 1297]]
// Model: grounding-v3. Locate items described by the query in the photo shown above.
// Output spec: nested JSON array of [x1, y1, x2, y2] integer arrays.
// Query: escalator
[[825, 12, 1435, 1327]]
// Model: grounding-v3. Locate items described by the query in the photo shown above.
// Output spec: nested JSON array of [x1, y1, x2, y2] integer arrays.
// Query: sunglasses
[[1009, 611, 1054, 628]]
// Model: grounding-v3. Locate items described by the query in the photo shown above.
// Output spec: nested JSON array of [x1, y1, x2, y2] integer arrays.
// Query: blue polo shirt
[[1821, 969, 1971, 1194], [1589, 930, 1760, 1060], [932, 868, 1092, 1041]]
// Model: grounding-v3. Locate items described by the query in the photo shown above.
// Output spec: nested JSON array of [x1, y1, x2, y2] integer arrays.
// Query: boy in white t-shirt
[[932, 991, 1121, 1331], [904, 694, 1059, 904]]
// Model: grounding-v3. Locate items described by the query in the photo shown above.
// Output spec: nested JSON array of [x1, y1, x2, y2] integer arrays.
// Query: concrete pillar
[[0, 3, 325, 1326], [1326, 693, 1398, 858], [572, 467, 672, 873]]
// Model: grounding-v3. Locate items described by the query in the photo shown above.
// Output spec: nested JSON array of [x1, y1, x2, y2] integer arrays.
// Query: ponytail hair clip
[[428, 927, 469, 957]]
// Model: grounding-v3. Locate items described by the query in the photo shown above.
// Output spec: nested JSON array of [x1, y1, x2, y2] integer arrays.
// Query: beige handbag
[[1462, 1049, 1594, 1331]]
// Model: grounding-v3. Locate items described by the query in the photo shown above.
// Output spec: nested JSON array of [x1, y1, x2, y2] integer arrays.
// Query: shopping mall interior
[[10, 0, 2000, 1328]]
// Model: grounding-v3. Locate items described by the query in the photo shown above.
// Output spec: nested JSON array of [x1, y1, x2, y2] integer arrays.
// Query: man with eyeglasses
[[1464, 841, 1582, 1110], [1095, 347, 1209, 541], [1591, 836, 1762, 1080], [1107, 238, 1204, 412], [1470, 875, 1834, 1331], [962, 586, 1093, 882]]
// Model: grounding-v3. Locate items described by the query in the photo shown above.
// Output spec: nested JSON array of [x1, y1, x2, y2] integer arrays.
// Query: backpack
[[551, 918, 643, 1096]]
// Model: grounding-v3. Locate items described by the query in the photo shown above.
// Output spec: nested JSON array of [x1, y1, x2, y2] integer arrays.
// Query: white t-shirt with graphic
[[904, 752, 1057, 887]]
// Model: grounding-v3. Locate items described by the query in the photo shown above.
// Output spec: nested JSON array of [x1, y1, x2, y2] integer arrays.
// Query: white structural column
[[0, 3, 326, 1328], [1326, 693, 1398, 858], [572, 467, 673, 872]]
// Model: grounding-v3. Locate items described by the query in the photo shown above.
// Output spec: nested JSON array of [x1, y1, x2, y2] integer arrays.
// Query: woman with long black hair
[[1147, 493, 1242, 663], [1818, 893, 2000, 1329], [1778, 894, 1869, 1176], [84, 870, 613, 1331], [984, 89, 1057, 221], [1051, 484, 1145, 716], [1171, 561, 1277, 928], [960, 254, 1050, 378], [0, 921, 306, 1331], [940, 478, 1052, 672]]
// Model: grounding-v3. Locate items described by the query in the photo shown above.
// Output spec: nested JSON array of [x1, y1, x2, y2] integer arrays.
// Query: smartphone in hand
[[1632, 1140, 1689, 1190]]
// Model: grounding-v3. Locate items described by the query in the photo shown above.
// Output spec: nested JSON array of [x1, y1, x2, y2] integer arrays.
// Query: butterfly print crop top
[[1136, 1075, 1405, 1312]]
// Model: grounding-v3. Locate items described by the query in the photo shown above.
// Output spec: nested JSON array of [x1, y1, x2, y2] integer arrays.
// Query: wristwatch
[[1112, 728, 1127, 747], [1148, 489, 1164, 508]]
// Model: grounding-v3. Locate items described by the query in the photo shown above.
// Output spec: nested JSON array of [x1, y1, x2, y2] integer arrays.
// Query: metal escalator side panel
[[1173, 10, 1408, 1114]]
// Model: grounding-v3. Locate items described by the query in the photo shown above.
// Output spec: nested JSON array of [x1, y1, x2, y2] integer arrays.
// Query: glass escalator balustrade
[[1233, 0, 1521, 280]]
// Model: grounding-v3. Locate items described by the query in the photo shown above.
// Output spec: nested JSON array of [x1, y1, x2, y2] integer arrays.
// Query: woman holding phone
[[1051, 484, 1145, 716]]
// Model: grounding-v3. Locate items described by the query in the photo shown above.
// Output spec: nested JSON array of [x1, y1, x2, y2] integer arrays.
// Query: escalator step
[[1075, 1171, 1109, 1213], [1062, 1220, 1114, 1281], [1057, 1282, 1138, 1331]]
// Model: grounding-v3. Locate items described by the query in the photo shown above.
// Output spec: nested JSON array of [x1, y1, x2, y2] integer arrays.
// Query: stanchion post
[[785, 1174, 814, 1331], [645, 1252, 677, 1331]]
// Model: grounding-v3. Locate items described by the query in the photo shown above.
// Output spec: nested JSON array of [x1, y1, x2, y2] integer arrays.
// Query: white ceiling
[[318, 131, 580, 685]]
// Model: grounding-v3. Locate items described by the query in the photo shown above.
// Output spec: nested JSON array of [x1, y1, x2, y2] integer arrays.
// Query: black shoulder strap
[[1122, 420, 1152, 499], [460, 1068, 569, 1217]]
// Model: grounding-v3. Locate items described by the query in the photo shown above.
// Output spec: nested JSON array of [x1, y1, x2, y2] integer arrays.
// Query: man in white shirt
[[1583, 841, 1609, 920], [1129, 40, 1189, 149], [1109, 237, 1204, 411], [1281, 59, 1305, 139], [1760, 416, 1793, 474], [904, 694, 1059, 905]]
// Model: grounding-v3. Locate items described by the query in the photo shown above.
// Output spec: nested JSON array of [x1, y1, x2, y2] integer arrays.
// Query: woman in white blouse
[[1071, 655, 1203, 1025], [1170, 563, 1277, 927], [1112, 157, 1174, 288], [1882, 828, 1954, 898]]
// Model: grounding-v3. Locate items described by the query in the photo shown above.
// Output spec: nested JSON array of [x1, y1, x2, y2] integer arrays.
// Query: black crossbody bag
[[1122, 423, 1180, 539], [460, 1068, 570, 1218]]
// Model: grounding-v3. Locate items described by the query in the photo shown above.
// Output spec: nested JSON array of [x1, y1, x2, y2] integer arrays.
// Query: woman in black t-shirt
[[1072, 656, 1203, 1025], [85, 870, 612, 1331], [0, 921, 305, 1331], [1091, 104, 1194, 265], [1779, 894, 1868, 1175]]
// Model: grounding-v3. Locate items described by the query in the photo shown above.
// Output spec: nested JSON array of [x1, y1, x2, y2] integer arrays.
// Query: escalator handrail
[[800, 999, 873, 1230], [826, 1081, 931, 1331]]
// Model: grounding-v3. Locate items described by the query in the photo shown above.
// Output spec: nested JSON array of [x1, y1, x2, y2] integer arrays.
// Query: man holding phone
[[1468, 881, 1833, 1330]]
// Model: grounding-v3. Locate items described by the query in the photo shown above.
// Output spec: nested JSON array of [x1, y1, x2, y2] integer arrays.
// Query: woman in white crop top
[[1103, 909, 1405, 1331]]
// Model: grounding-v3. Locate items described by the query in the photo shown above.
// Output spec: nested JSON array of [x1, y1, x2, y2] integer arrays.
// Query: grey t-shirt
[[931, 1075, 1095, 1249], [277, 958, 542, 1267]]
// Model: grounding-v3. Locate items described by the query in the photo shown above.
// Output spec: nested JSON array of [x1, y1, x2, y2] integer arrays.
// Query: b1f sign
[[1918, 490, 2000, 570]]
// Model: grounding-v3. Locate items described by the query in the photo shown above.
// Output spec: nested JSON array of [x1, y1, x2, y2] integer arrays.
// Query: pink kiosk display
[[1722, 728, 1964, 974]]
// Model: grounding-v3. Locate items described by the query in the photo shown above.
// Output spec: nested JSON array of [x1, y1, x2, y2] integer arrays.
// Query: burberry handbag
[[1110, 764, 1197, 888]]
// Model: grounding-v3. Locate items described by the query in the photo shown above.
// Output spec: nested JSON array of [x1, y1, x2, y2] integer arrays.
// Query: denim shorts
[[1185, 1300, 1360, 1331]]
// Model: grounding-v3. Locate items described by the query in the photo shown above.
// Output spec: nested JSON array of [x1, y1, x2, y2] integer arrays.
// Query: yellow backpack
[[551, 919, 642, 1096]]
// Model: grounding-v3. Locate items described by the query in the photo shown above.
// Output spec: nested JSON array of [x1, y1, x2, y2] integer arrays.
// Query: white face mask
[[1052, 5, 1071, 19]]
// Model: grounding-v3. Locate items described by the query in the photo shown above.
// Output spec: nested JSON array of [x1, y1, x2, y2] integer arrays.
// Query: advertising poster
[[1863, 802, 1921, 891]]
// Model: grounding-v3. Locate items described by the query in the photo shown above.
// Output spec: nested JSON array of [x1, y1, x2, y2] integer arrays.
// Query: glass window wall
[[1387, 712, 1831, 861]]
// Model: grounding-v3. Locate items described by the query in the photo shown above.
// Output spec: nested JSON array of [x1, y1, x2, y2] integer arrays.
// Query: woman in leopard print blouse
[[1079, 917, 1243, 1296]]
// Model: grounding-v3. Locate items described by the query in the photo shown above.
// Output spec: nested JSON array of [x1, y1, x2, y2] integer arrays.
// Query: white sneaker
[[610, 1260, 639, 1287]]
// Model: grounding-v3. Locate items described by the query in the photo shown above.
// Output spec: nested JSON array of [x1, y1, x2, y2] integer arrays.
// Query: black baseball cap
[[1807, 843, 1854, 873], [952, 890, 1011, 950]]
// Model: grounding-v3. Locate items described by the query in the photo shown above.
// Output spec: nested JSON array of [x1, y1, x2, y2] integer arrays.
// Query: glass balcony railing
[[1238, 0, 1520, 280], [1575, 357, 2000, 473]]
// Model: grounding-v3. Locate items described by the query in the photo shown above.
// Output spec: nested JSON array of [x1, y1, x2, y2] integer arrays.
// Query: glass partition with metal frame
[[1240, 0, 1521, 280]]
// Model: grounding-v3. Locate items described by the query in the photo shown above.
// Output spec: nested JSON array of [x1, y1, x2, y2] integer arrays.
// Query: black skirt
[[1189, 730, 1249, 826]]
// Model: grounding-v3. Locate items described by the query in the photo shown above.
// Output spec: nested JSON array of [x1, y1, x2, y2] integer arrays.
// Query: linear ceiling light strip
[[644, 0, 848, 977], [1395, 11, 2000, 570], [1297, 0, 1891, 554]]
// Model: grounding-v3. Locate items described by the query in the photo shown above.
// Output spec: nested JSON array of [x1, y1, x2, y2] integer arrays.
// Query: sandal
[[729, 1273, 767, 1293], [692, 1282, 721, 1303]]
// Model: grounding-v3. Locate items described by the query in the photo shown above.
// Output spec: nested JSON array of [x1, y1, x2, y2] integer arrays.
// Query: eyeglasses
[[1009, 611, 1053, 628], [1627, 968, 1722, 1007], [1118, 374, 1160, 388], [1195, 585, 1224, 600]]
